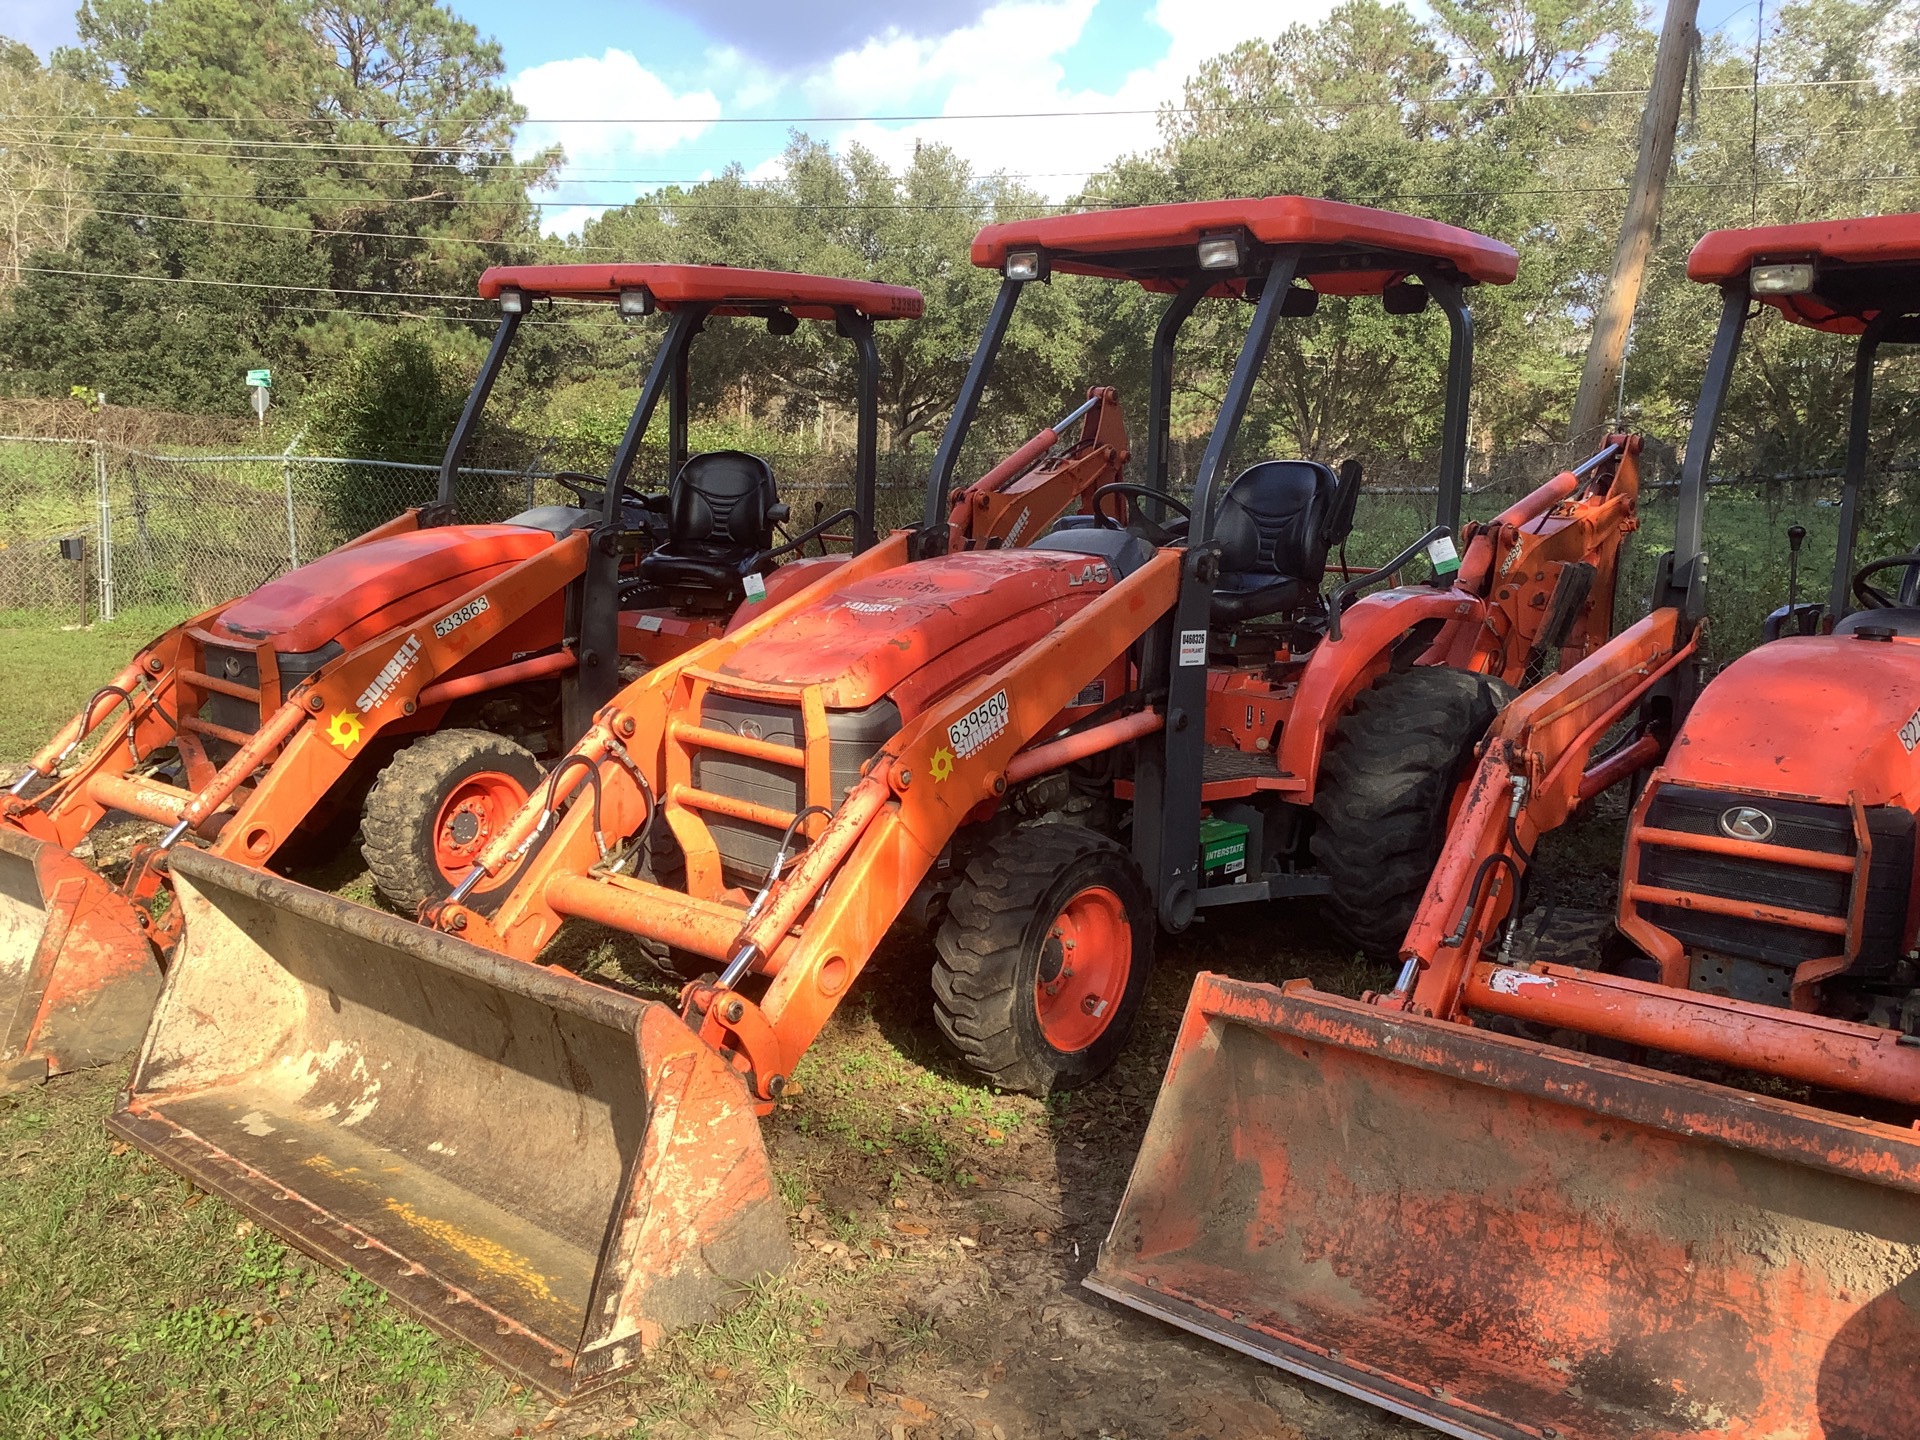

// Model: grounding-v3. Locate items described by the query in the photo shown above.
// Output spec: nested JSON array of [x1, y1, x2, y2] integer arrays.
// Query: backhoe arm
[[948, 388, 1130, 550]]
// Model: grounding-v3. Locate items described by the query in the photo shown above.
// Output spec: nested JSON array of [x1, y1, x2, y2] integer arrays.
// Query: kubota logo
[[1718, 806, 1776, 843]]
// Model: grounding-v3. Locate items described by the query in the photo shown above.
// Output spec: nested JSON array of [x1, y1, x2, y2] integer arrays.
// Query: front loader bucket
[[0, 825, 161, 1089], [1090, 974, 1920, 1440], [106, 850, 792, 1401]]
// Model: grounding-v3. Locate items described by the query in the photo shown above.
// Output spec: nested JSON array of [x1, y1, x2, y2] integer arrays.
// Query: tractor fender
[[1275, 585, 1487, 803]]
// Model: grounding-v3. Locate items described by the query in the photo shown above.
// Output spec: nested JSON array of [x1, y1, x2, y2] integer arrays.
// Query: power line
[[18, 264, 498, 304], [11, 164, 1918, 239], [9, 185, 1082, 212], [75, 206, 553, 251], [10, 110, 1915, 183], [0, 75, 1900, 137], [14, 167, 1918, 297]]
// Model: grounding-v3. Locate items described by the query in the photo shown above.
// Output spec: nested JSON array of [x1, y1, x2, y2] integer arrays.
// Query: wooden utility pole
[[1569, 0, 1701, 445]]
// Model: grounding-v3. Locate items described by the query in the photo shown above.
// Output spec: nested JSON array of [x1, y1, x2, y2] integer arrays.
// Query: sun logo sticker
[[325, 710, 364, 751], [929, 746, 955, 783]]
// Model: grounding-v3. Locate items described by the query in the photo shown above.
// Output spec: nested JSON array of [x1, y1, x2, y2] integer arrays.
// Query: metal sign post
[[246, 369, 272, 435]]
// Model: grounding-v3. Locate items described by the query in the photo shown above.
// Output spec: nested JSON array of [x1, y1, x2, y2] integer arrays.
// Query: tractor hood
[[1663, 634, 1920, 808], [207, 524, 561, 656], [718, 548, 1121, 716]]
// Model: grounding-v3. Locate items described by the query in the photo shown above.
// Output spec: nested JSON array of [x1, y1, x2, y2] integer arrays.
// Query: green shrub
[[300, 334, 474, 535]]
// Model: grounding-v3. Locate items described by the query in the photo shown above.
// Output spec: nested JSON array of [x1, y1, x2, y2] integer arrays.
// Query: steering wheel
[[1089, 483, 1191, 544], [546, 470, 612, 506], [1850, 552, 1920, 610]]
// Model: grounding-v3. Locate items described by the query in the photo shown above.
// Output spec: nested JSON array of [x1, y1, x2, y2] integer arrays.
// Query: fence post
[[281, 429, 305, 570], [93, 429, 115, 622]]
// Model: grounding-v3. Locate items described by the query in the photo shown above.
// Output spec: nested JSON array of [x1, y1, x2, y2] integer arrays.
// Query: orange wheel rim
[[1033, 883, 1130, 1052], [431, 770, 528, 890]]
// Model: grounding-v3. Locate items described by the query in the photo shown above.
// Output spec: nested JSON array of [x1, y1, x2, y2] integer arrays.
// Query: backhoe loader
[[109, 197, 1645, 1398], [1095, 216, 1920, 1439], [0, 264, 925, 1089]]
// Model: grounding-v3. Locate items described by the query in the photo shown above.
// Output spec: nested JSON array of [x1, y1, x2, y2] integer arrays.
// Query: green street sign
[[246, 368, 272, 389]]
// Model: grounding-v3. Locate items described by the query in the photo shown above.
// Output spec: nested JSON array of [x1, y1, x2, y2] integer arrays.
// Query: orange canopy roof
[[475, 263, 923, 321], [1688, 215, 1920, 333], [971, 197, 1518, 294]]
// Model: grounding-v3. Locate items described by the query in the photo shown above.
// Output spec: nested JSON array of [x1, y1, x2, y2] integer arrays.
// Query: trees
[[3, 0, 1918, 494], [571, 137, 1075, 455], [0, 41, 105, 294], [1085, 0, 1607, 475], [1, 0, 551, 412], [0, 155, 313, 408]]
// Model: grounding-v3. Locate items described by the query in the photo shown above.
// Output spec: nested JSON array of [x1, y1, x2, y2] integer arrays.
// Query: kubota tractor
[[107, 196, 1645, 1397], [1095, 216, 1920, 1439], [0, 263, 925, 1089]]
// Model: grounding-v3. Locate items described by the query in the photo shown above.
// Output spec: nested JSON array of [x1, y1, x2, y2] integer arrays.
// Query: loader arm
[[85, 532, 591, 879], [1388, 603, 1699, 1016], [450, 541, 1182, 1106], [5, 498, 445, 836], [3, 617, 213, 847]]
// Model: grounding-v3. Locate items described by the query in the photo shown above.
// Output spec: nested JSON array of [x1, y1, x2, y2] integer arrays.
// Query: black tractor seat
[[635, 450, 789, 607], [1209, 458, 1360, 625]]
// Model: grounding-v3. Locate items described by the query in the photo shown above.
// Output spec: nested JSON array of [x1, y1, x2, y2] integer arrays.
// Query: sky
[[6, 0, 1327, 235]]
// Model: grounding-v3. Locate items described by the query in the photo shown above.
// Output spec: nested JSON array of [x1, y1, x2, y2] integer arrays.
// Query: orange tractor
[[107, 197, 1646, 1397], [1095, 216, 1920, 1439], [0, 264, 927, 1089]]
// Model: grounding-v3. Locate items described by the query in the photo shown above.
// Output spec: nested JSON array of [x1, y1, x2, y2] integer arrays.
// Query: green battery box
[[1199, 816, 1249, 884]]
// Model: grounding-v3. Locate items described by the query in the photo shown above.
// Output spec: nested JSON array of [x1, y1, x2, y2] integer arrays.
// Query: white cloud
[[795, 0, 1326, 199], [512, 49, 723, 235], [512, 0, 1331, 236]]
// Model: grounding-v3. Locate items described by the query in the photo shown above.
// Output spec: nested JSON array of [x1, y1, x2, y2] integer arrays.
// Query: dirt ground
[[448, 898, 1420, 1440]]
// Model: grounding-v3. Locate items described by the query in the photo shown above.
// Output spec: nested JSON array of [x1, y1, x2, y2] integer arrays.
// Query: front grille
[[198, 640, 343, 738], [201, 644, 265, 738], [692, 695, 899, 883], [1633, 785, 1914, 980]]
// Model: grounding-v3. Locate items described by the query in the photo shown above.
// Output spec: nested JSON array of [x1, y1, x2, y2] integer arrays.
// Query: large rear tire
[[361, 729, 541, 914], [1311, 666, 1510, 961], [933, 824, 1152, 1096]]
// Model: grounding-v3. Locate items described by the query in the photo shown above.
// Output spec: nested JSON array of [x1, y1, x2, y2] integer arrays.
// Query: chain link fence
[[1, 400, 1909, 658], [0, 411, 931, 623]]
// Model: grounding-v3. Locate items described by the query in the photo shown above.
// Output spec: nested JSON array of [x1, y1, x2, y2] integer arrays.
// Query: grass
[[0, 1070, 527, 1440], [0, 1001, 983, 1440], [0, 606, 193, 768]]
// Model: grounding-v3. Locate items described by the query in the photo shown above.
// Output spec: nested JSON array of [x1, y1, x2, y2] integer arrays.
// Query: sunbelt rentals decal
[[949, 689, 1010, 758], [357, 634, 423, 713]]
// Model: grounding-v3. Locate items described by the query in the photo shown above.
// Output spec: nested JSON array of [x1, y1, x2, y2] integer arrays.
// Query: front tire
[[1310, 666, 1511, 961], [933, 825, 1152, 1095], [361, 729, 542, 914]]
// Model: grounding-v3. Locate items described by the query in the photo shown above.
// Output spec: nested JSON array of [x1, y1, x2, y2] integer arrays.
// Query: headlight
[[1197, 234, 1241, 270], [1750, 262, 1815, 296], [497, 287, 525, 315], [618, 287, 653, 317], [1004, 250, 1043, 281]]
